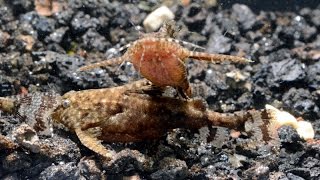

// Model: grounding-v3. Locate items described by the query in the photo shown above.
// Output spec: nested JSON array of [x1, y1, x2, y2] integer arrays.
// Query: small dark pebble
[[310, 9, 320, 26], [183, 3, 207, 32], [77, 158, 102, 179], [45, 27, 69, 44], [200, 154, 215, 167], [103, 149, 153, 175], [0, 81, 14, 97], [282, 88, 320, 120], [216, 12, 240, 38], [253, 55, 307, 98], [243, 162, 270, 180], [278, 125, 303, 144], [0, 30, 10, 49], [270, 58, 306, 84], [231, 4, 257, 32], [150, 157, 188, 180], [261, 48, 293, 63], [0, 6, 14, 24], [256, 35, 284, 54], [276, 14, 317, 45], [54, 8, 74, 26], [207, 32, 232, 54], [32, 51, 116, 91], [1, 173, 19, 180], [18, 12, 54, 41], [2, 152, 31, 172], [81, 28, 111, 52], [6, 0, 33, 15], [39, 162, 79, 180], [286, 168, 311, 180], [34, 17, 56, 40], [286, 173, 305, 180], [204, 67, 228, 91], [71, 12, 99, 34], [307, 61, 320, 89]]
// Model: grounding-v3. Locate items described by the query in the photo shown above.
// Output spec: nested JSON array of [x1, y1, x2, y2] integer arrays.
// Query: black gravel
[[0, 1, 320, 179]]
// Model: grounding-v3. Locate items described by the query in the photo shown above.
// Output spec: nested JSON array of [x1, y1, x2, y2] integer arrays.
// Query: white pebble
[[143, 6, 174, 32], [265, 104, 315, 140], [296, 121, 315, 140]]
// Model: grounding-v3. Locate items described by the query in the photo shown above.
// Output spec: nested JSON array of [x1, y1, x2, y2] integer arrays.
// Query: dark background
[[220, 0, 320, 12]]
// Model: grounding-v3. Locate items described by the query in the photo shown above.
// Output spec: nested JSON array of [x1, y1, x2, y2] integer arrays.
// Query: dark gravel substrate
[[0, 0, 319, 179]]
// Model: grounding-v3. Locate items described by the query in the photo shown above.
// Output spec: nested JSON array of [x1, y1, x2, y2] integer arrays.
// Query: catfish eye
[[63, 100, 70, 108]]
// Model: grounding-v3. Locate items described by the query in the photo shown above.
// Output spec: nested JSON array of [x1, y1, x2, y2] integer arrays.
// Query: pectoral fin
[[75, 128, 115, 160]]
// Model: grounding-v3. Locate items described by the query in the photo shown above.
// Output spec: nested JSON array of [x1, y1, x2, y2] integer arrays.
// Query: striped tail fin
[[78, 57, 125, 71], [188, 51, 253, 64]]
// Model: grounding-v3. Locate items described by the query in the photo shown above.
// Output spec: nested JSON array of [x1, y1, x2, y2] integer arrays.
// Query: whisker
[[179, 40, 205, 50], [118, 43, 133, 52], [78, 57, 126, 71], [163, 38, 205, 50], [188, 51, 253, 64]]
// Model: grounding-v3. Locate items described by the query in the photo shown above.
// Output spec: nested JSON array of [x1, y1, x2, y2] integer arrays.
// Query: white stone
[[265, 104, 315, 140], [296, 121, 315, 140], [143, 6, 174, 32]]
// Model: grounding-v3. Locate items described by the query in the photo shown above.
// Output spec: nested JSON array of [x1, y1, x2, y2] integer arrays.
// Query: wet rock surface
[[0, 1, 319, 179]]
